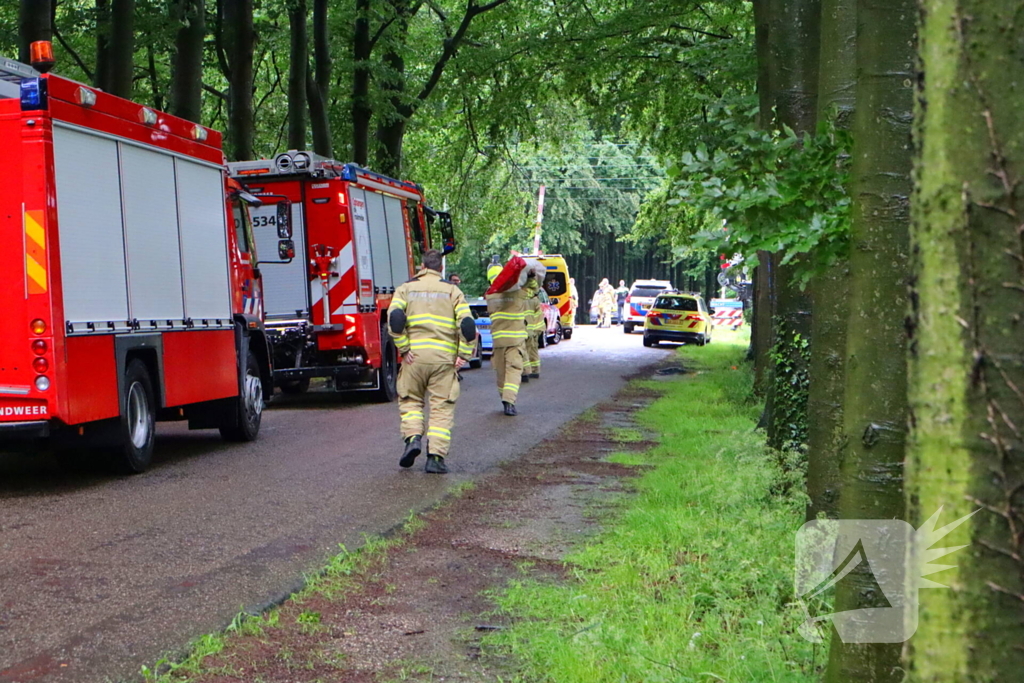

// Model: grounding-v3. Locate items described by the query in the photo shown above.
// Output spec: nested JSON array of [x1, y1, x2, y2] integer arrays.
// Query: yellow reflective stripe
[[401, 411, 424, 421], [492, 331, 527, 339], [455, 304, 471, 316], [503, 383, 520, 393], [427, 427, 451, 439], [392, 298, 408, 310], [490, 312, 525, 320], [409, 339, 458, 351], [408, 313, 456, 328]]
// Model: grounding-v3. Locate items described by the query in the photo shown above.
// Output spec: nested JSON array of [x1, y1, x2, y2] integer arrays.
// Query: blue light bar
[[20, 77, 47, 111]]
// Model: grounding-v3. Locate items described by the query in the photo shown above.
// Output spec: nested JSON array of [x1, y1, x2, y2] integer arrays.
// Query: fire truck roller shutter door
[[52, 125, 130, 326], [174, 158, 233, 322], [349, 188, 376, 308], [121, 144, 185, 324], [383, 195, 410, 286], [251, 202, 308, 318], [364, 191, 393, 292]]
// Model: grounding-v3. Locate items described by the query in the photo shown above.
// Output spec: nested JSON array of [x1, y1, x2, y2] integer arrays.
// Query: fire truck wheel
[[374, 338, 399, 403], [280, 378, 311, 395], [115, 359, 157, 474], [220, 350, 264, 442]]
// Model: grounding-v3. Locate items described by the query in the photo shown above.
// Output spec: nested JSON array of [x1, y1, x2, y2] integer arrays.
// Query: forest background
[[6, 0, 1024, 680]]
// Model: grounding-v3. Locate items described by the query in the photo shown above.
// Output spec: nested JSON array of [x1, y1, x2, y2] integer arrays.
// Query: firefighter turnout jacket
[[387, 269, 475, 458]]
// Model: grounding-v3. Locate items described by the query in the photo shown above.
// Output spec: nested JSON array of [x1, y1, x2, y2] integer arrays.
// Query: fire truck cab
[[0, 50, 283, 472], [227, 152, 455, 401]]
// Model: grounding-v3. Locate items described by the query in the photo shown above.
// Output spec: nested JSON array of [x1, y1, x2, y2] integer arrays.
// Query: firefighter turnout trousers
[[492, 344, 524, 404], [525, 332, 540, 376], [398, 362, 460, 457]]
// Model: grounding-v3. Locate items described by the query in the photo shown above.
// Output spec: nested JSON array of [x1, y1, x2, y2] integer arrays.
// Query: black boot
[[528, 373, 540, 379], [521, 374, 530, 384], [425, 454, 448, 474], [503, 401, 517, 416], [399, 434, 422, 468]]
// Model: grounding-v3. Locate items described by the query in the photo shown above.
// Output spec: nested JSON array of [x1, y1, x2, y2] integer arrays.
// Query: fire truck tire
[[114, 359, 157, 474], [220, 350, 264, 442], [280, 378, 311, 395], [374, 338, 399, 403]]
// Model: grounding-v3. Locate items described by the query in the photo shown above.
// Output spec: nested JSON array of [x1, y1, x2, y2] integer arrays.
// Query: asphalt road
[[0, 325, 670, 683]]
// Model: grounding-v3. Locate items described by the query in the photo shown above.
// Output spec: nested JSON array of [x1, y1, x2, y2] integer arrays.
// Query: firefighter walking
[[387, 249, 476, 474], [524, 279, 543, 379], [486, 271, 530, 416]]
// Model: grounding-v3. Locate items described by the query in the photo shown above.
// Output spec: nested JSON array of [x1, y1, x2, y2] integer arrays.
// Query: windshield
[[631, 286, 667, 298], [543, 271, 567, 297], [654, 296, 698, 312]]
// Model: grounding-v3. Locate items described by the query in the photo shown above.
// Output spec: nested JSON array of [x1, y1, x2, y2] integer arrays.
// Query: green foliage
[[665, 99, 852, 280], [768, 323, 811, 451], [493, 334, 819, 681]]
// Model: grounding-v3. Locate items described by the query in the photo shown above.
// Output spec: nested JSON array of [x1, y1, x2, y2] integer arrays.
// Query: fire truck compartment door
[[383, 195, 411, 286], [174, 159, 232, 323], [363, 190, 393, 292], [121, 145, 185, 322], [250, 202, 307, 319], [52, 126, 130, 325], [348, 188, 376, 308]]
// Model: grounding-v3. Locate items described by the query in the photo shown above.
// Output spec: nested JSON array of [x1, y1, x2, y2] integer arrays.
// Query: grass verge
[[491, 331, 821, 681]]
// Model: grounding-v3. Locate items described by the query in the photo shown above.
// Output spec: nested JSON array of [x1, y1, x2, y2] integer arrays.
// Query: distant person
[[569, 277, 579, 322], [448, 273, 462, 286], [595, 279, 616, 328], [486, 263, 530, 416], [386, 249, 476, 474], [615, 279, 629, 324]]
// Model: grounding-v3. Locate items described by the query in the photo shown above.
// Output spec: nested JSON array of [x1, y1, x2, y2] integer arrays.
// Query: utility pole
[[531, 185, 546, 254]]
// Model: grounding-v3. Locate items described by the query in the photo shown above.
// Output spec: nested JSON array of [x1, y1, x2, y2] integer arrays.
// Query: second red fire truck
[[228, 152, 455, 401], [0, 47, 290, 472]]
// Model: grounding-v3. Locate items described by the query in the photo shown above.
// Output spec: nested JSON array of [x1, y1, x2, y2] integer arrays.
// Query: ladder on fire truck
[[0, 56, 39, 99]]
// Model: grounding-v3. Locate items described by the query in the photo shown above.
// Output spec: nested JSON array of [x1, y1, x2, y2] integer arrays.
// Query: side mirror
[[278, 239, 296, 261], [276, 200, 293, 238]]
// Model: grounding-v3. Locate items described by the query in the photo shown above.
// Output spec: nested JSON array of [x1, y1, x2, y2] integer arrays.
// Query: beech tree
[[906, 0, 1024, 678], [169, 0, 205, 122]]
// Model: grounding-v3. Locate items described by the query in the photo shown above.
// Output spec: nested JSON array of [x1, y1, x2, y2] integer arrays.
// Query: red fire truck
[[0, 48, 288, 472], [227, 152, 455, 401]]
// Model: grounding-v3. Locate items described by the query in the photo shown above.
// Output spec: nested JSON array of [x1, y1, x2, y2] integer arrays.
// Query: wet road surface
[[0, 326, 670, 682]]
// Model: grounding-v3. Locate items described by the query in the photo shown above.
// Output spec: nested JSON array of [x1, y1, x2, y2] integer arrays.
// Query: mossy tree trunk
[[805, 0, 855, 520], [764, 0, 820, 450], [824, 0, 915, 679], [906, 0, 1024, 678], [307, 0, 333, 157], [221, 0, 254, 161]]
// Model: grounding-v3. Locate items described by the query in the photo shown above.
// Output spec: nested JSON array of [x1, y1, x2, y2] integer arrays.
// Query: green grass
[[491, 331, 820, 682]]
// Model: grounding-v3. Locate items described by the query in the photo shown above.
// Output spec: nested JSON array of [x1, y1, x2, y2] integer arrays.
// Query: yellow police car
[[642, 292, 713, 347]]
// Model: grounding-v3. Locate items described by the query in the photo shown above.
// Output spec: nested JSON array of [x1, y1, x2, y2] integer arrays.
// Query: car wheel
[[220, 350, 264, 442], [624, 323, 634, 334], [552, 322, 563, 344], [643, 334, 653, 348], [113, 359, 157, 474]]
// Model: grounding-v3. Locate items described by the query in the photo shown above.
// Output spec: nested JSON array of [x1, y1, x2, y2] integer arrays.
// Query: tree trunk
[[170, 0, 206, 123], [764, 0, 820, 450], [95, 0, 110, 89], [352, 0, 372, 166], [106, 0, 135, 98], [906, 0, 1024, 678], [19, 0, 52, 64], [307, 0, 333, 157], [222, 0, 254, 161], [751, 0, 774, 388], [287, 0, 307, 150], [824, 0, 915, 679], [374, 9, 410, 179], [805, 0, 855, 521]]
